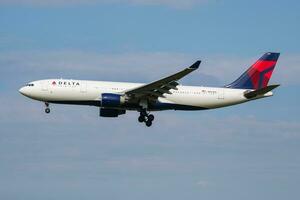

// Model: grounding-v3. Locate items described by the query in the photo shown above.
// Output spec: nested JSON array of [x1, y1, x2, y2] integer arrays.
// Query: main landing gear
[[45, 102, 50, 114], [138, 110, 154, 127]]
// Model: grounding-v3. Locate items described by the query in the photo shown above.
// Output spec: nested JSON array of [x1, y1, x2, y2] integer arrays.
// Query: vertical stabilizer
[[226, 52, 280, 89]]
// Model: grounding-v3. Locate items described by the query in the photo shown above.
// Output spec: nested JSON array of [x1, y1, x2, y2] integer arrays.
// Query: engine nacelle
[[100, 108, 126, 117], [101, 93, 125, 107]]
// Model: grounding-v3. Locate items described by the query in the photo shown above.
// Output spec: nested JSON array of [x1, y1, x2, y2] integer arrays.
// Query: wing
[[124, 60, 201, 99]]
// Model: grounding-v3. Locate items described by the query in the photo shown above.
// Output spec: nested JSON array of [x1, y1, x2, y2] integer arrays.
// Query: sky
[[0, 0, 300, 199]]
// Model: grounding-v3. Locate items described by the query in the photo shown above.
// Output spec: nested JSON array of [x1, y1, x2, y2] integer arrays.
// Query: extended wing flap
[[162, 82, 179, 90]]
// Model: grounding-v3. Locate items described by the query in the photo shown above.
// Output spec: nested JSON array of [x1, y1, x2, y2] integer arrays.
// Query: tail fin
[[226, 52, 280, 89]]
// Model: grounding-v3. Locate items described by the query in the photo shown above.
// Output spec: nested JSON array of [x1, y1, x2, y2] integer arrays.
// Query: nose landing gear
[[138, 110, 154, 127], [45, 102, 50, 114]]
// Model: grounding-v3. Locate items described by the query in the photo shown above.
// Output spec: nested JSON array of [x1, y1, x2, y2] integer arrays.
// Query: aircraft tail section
[[226, 52, 280, 89]]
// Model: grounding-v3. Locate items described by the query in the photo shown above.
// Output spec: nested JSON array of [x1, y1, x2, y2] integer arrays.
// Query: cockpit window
[[26, 83, 34, 87]]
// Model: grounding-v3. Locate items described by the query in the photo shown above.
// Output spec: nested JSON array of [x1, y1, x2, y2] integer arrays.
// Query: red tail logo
[[226, 52, 280, 89]]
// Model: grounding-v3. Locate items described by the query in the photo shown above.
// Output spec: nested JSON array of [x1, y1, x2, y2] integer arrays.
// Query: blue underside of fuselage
[[48, 100, 208, 111]]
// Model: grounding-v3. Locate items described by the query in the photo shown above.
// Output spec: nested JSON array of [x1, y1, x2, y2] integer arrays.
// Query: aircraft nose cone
[[19, 87, 27, 95]]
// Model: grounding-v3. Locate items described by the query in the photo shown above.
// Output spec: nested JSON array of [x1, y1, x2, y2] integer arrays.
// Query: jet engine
[[100, 108, 126, 117], [101, 93, 126, 107]]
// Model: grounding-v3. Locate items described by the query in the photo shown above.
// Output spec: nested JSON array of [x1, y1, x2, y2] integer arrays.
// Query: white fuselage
[[19, 79, 273, 111]]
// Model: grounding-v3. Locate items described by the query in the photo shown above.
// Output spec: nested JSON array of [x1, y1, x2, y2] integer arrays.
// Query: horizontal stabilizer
[[244, 84, 280, 99]]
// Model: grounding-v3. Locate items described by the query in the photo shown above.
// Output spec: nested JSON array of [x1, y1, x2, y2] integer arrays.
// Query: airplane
[[19, 52, 280, 127]]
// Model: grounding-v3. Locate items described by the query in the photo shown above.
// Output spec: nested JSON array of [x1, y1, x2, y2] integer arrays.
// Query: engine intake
[[101, 93, 125, 107]]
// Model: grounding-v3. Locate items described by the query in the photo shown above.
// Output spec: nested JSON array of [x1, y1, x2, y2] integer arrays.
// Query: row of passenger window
[[109, 87, 217, 95], [172, 90, 217, 95]]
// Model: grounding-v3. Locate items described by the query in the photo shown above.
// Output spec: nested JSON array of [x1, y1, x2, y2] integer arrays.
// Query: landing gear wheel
[[138, 115, 144, 123], [145, 120, 152, 127], [138, 109, 154, 127], [148, 114, 154, 122], [45, 108, 50, 114]]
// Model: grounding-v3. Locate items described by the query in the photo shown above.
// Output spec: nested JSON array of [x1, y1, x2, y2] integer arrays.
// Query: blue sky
[[0, 1, 300, 200]]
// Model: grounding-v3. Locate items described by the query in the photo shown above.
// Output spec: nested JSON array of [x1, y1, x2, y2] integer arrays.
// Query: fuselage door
[[218, 88, 224, 99], [80, 81, 87, 93], [42, 81, 48, 91]]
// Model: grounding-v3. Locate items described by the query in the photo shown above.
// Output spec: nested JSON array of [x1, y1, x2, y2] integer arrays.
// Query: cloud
[[196, 180, 210, 188], [157, 113, 300, 141], [123, 0, 209, 8], [201, 53, 300, 86], [103, 156, 182, 172], [0, 0, 209, 8], [1, 50, 299, 86], [0, 50, 198, 85], [2, 87, 300, 141]]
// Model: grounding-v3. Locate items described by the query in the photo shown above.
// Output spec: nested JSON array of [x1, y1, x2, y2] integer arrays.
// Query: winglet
[[189, 60, 201, 69]]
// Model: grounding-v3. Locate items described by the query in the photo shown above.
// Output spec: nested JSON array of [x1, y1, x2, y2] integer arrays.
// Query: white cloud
[[0, 0, 209, 8], [2, 89, 300, 140], [0, 50, 195, 83], [103, 156, 181, 171], [157, 113, 300, 140], [196, 180, 210, 188], [1, 50, 299, 85], [124, 0, 209, 8], [201, 53, 300, 86]]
